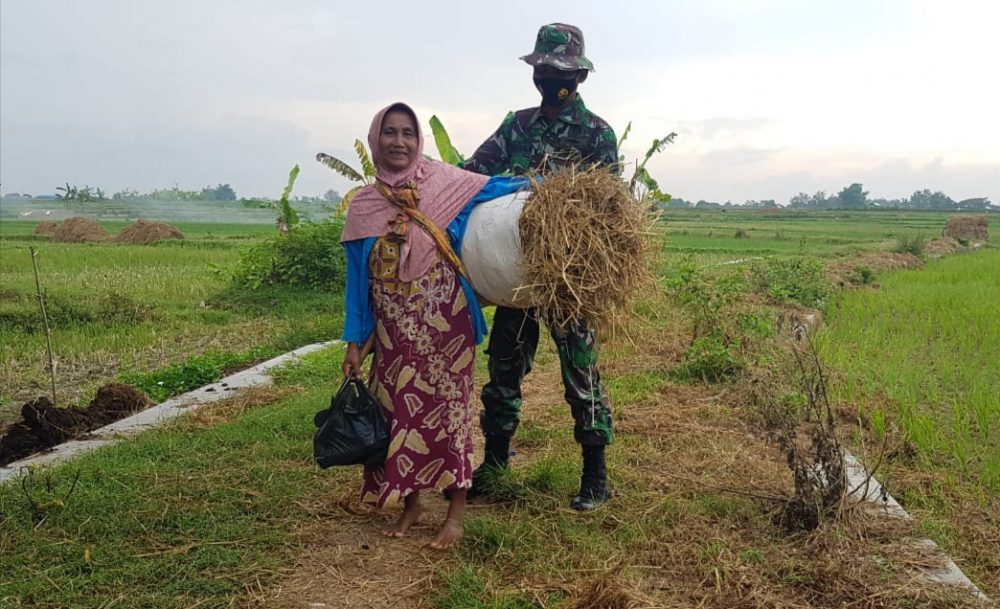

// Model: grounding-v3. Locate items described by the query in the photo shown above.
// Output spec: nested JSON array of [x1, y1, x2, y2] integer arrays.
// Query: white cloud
[[1, 0, 997, 201]]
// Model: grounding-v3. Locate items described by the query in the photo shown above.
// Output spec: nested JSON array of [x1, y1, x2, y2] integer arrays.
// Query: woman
[[340, 102, 524, 549]]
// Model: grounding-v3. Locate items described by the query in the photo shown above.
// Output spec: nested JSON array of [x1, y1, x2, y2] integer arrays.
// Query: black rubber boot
[[466, 435, 511, 500], [570, 444, 609, 511]]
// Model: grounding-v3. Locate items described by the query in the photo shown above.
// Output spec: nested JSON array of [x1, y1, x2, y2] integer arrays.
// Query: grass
[[0, 221, 343, 421], [1, 211, 996, 607], [0, 386, 346, 609], [817, 248, 1000, 490]]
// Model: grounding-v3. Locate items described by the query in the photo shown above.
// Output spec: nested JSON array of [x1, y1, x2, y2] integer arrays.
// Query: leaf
[[429, 115, 464, 166], [640, 132, 678, 167], [336, 185, 365, 217], [315, 152, 364, 183], [354, 140, 376, 181], [618, 121, 632, 149], [278, 165, 300, 230], [636, 166, 661, 194]]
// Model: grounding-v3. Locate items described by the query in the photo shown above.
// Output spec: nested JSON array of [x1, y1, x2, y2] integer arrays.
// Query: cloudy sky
[[1, 0, 997, 203]]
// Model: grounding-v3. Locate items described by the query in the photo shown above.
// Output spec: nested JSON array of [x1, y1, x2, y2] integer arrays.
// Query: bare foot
[[429, 518, 463, 550], [383, 493, 422, 538]]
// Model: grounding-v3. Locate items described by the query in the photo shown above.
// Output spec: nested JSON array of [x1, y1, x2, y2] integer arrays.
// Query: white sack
[[461, 191, 537, 309]]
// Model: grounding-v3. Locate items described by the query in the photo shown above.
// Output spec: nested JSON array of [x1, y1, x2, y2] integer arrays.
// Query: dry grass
[[944, 215, 989, 243], [175, 385, 301, 429], [50, 217, 111, 243], [249, 305, 991, 608], [516, 168, 653, 329], [113, 219, 184, 244]]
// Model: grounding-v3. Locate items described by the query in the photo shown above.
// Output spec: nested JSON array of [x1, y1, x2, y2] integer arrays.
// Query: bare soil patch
[[0, 383, 151, 466], [50, 217, 111, 243], [114, 219, 185, 244]]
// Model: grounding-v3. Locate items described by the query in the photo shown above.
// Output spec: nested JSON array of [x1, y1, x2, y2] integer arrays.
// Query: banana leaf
[[316, 152, 364, 183], [429, 115, 464, 166]]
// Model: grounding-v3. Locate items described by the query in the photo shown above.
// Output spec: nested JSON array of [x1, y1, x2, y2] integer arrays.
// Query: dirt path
[[251, 326, 993, 608]]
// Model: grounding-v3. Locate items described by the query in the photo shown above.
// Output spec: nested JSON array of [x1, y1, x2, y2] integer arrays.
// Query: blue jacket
[[341, 176, 528, 345]]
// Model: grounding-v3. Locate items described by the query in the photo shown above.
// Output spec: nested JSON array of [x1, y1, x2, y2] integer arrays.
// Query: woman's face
[[378, 110, 418, 172]]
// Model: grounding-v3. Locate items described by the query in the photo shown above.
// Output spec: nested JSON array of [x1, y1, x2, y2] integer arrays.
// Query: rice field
[[0, 220, 343, 422], [0, 209, 996, 607], [816, 247, 1000, 491]]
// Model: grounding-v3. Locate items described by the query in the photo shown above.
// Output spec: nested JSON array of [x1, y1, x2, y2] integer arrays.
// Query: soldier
[[462, 23, 618, 511]]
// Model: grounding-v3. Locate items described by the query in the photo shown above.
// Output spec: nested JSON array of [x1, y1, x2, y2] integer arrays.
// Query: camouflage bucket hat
[[520, 23, 595, 72]]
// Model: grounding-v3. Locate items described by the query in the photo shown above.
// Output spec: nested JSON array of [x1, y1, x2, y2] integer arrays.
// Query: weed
[[893, 234, 927, 256], [230, 220, 347, 290], [749, 256, 830, 308], [672, 335, 739, 383], [850, 265, 875, 285], [120, 346, 280, 402], [739, 548, 764, 564]]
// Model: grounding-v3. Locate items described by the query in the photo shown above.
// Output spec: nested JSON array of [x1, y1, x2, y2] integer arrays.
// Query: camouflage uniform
[[463, 42, 618, 446], [461, 96, 619, 178]]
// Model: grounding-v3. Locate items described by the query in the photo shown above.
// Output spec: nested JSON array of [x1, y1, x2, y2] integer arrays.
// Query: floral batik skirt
[[360, 236, 476, 507]]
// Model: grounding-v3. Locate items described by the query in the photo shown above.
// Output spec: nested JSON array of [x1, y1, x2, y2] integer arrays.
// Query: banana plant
[[623, 124, 677, 207], [275, 164, 300, 237], [429, 115, 464, 166], [315, 139, 376, 216]]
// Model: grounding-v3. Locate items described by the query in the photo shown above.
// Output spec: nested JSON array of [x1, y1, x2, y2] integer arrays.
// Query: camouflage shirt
[[463, 95, 618, 177]]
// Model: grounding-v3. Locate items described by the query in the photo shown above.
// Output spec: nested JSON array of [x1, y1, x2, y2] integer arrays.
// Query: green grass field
[[0, 219, 343, 420], [818, 248, 1000, 490], [1, 211, 996, 608]]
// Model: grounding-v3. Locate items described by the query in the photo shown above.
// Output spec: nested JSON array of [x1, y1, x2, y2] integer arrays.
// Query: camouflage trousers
[[480, 306, 614, 446]]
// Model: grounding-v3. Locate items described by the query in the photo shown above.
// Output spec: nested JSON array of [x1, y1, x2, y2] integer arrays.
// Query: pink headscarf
[[341, 102, 489, 282]]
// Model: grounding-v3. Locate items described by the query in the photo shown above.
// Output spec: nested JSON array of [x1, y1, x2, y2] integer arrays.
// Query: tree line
[[1, 185, 344, 205], [666, 183, 994, 211]]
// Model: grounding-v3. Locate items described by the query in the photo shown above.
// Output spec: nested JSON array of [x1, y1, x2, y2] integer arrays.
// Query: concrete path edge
[[0, 340, 340, 485]]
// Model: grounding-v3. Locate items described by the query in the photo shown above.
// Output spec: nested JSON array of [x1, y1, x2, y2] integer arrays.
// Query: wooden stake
[[29, 247, 57, 405]]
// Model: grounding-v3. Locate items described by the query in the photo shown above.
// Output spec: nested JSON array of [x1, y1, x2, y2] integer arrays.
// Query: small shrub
[[231, 220, 346, 290], [736, 311, 776, 340], [673, 335, 739, 383], [849, 265, 875, 285], [734, 228, 749, 239], [749, 257, 830, 309], [893, 234, 926, 256]]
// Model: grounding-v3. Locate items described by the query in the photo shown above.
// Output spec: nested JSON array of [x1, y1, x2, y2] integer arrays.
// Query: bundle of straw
[[515, 168, 652, 329]]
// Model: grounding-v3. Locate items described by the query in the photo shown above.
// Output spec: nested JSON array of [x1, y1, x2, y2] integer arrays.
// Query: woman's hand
[[342, 343, 363, 379], [342, 334, 376, 379]]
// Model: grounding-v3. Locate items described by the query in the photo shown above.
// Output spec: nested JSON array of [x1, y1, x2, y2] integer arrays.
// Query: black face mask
[[534, 77, 577, 107]]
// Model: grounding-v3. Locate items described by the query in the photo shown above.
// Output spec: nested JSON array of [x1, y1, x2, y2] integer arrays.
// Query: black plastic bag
[[313, 377, 389, 469]]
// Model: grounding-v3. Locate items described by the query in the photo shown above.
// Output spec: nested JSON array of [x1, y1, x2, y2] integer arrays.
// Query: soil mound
[[33, 221, 60, 237], [827, 252, 923, 287], [0, 383, 152, 466], [114, 219, 184, 244], [924, 236, 965, 257], [51, 217, 111, 243], [944, 215, 989, 243]]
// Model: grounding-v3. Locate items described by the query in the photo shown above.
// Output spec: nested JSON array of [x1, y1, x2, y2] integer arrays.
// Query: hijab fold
[[342, 102, 488, 282]]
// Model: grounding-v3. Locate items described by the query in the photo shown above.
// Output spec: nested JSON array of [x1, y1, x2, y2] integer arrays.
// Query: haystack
[[32, 221, 59, 237], [944, 215, 989, 243], [114, 219, 184, 244], [51, 217, 111, 243], [515, 169, 651, 328]]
